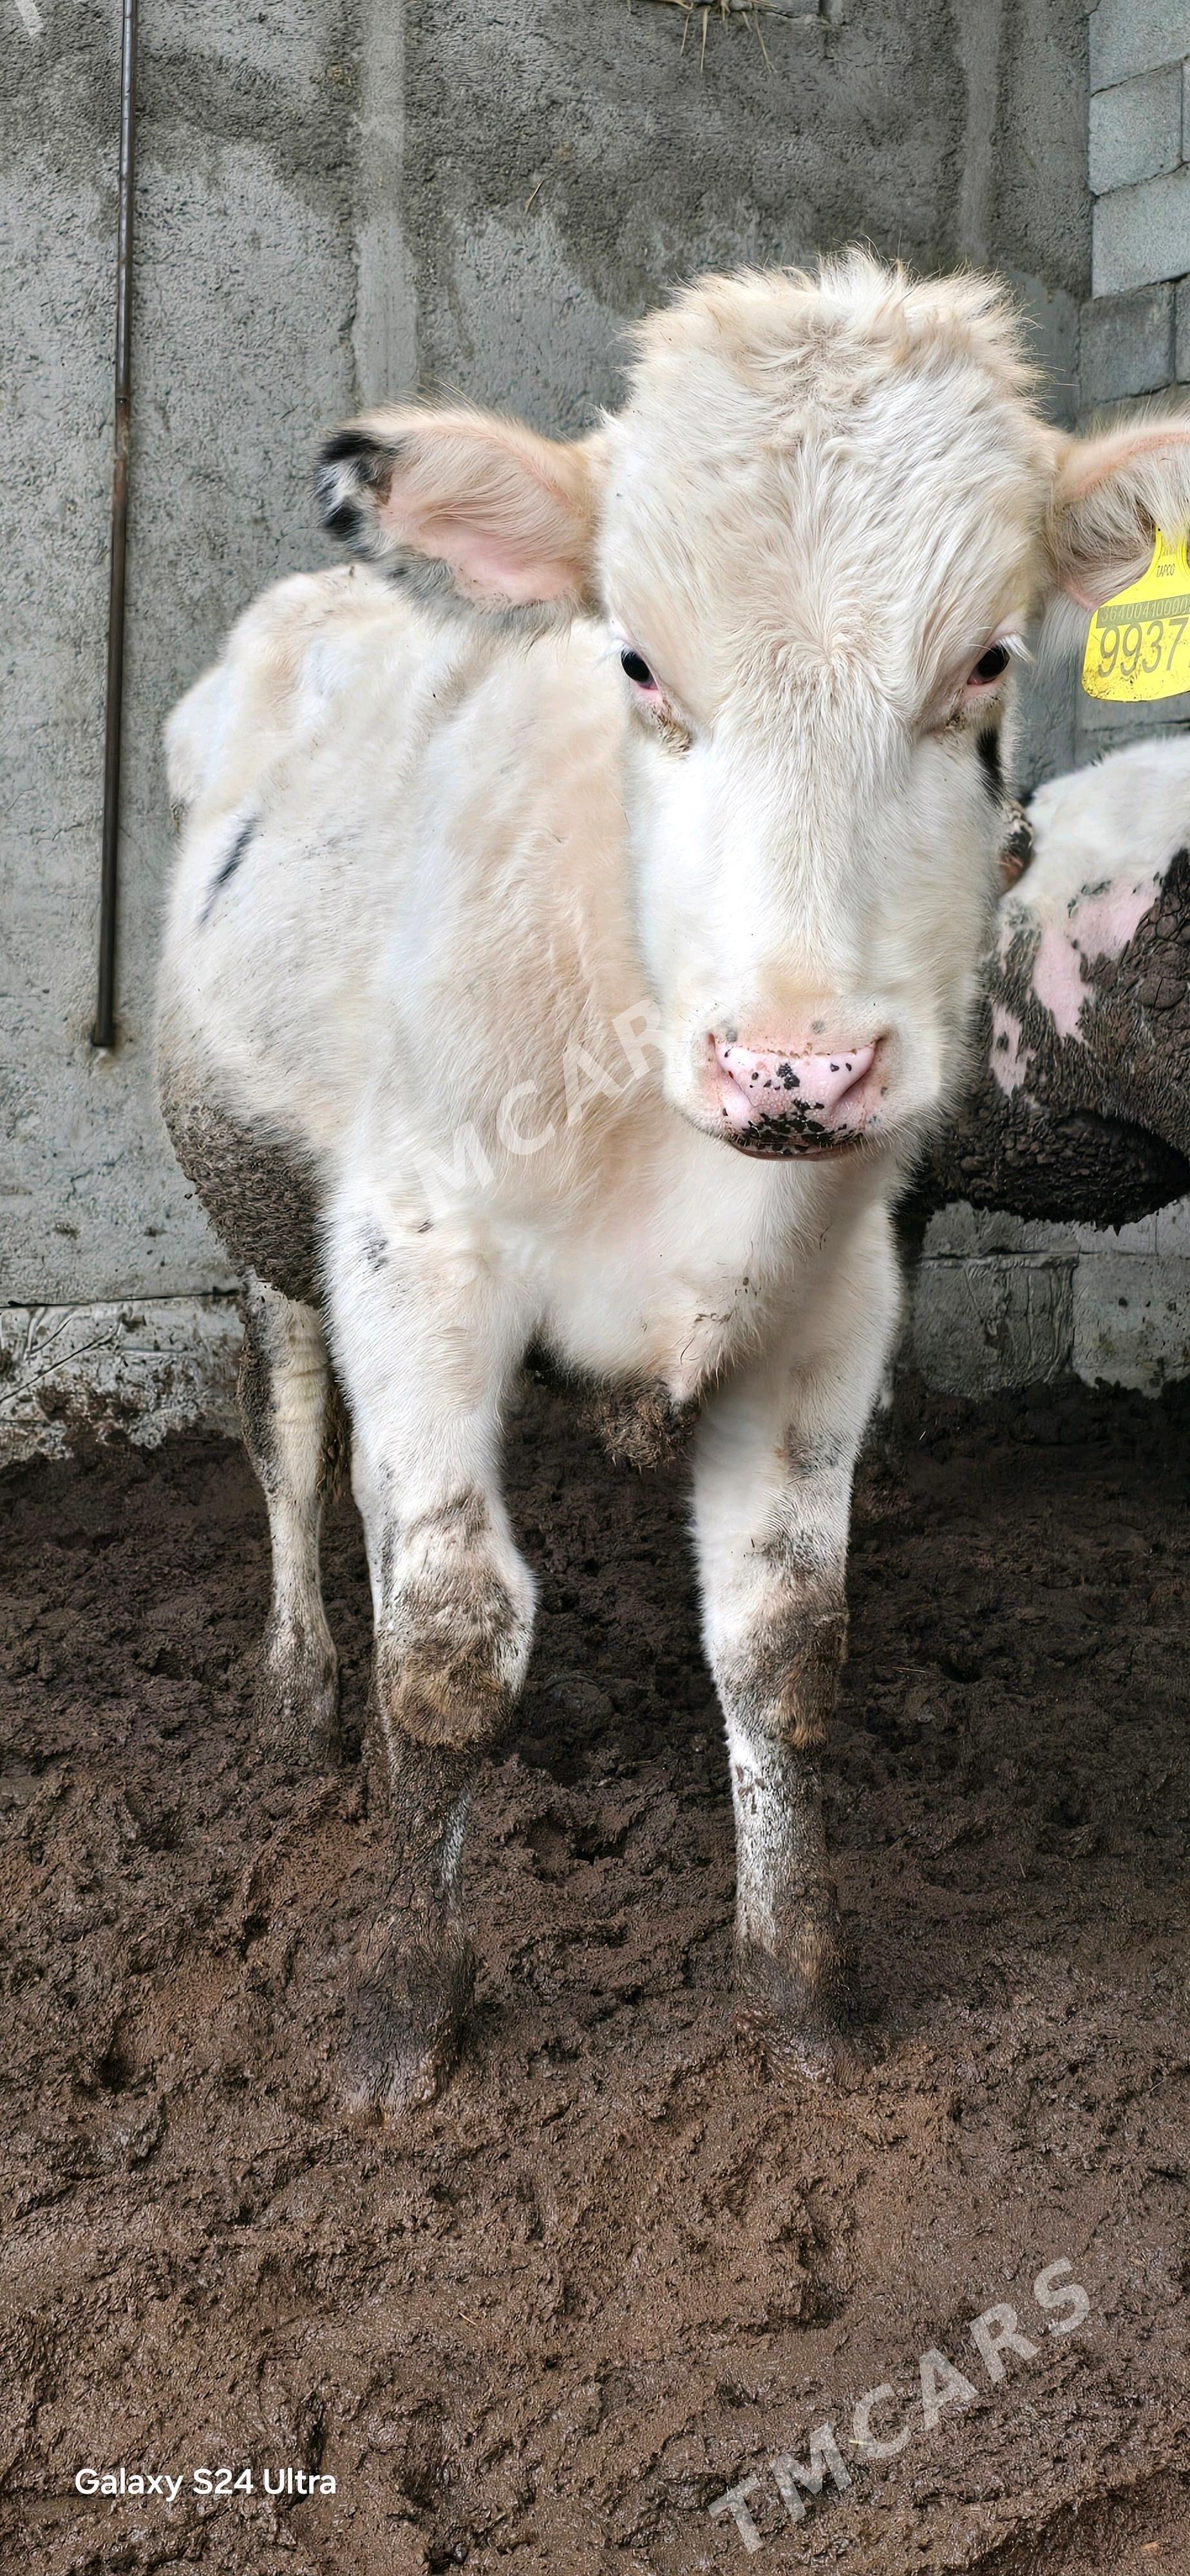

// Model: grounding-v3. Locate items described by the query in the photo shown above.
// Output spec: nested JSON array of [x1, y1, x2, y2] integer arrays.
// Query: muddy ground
[[1, 1374, 1189, 2576]]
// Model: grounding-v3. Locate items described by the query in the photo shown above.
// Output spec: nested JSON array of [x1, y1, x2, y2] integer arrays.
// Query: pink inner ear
[[367, 411, 597, 609], [443, 536, 577, 605], [384, 498, 580, 607]]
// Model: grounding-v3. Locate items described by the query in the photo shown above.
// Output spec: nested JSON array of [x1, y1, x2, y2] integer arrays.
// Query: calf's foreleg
[[694, 1249, 896, 2074], [326, 1193, 534, 2114]]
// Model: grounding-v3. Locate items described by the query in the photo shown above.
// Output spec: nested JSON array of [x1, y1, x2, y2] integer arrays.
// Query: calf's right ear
[[316, 406, 605, 614], [1046, 417, 1190, 609]]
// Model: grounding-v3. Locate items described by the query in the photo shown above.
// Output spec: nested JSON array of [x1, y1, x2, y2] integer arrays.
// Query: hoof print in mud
[[341, 1919, 477, 2120]]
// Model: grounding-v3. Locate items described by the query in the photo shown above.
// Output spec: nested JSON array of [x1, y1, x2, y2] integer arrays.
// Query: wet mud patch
[[1, 1376, 1188, 2572]]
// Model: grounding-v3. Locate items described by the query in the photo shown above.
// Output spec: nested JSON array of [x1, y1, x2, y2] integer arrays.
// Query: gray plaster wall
[[2, 0, 1092, 1451], [405, 0, 1086, 422], [2, 0, 403, 1306]]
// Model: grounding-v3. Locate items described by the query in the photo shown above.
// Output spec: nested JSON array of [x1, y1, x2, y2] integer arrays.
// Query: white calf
[[158, 254, 1190, 2112]]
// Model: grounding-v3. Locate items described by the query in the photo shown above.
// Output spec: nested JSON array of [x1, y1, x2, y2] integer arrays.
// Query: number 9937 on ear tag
[[1081, 528, 1190, 703]]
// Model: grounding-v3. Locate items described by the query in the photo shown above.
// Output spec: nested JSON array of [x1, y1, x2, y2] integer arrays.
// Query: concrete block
[[1093, 164, 1190, 294], [1073, 1251, 1190, 1387], [1091, 0, 1190, 90], [1177, 274, 1190, 380], [1080, 281, 1175, 399], [1156, 1194, 1190, 1253], [1090, 66, 1182, 195], [1093, 167, 1190, 301], [923, 1208, 1161, 1266], [1077, 685, 1190, 732], [0, 1298, 240, 1466], [912, 1256, 1074, 1396], [1070, 1214, 1159, 1254], [923, 1206, 1081, 1258]]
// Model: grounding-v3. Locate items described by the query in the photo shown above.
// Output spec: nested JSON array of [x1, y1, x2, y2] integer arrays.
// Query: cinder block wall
[[913, 0, 1190, 1401], [1081, 0, 1190, 766]]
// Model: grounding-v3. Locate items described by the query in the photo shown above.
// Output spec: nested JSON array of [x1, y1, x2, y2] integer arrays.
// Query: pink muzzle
[[714, 1039, 877, 1146]]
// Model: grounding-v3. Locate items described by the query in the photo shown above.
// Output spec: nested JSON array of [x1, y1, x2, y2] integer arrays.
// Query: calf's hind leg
[[238, 1270, 341, 1764]]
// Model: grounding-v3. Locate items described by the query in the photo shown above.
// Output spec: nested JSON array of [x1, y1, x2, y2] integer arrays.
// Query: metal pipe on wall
[[92, 0, 138, 1051]]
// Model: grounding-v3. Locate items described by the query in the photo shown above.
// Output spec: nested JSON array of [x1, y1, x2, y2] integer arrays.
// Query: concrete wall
[[1, 0, 1101, 1454], [1, 0, 409, 1452]]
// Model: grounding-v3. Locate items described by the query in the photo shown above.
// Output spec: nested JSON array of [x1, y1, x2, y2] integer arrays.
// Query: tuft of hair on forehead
[[625, 251, 1037, 415]]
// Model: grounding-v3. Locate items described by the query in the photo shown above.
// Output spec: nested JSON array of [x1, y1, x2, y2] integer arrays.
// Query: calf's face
[[319, 256, 1190, 1166]]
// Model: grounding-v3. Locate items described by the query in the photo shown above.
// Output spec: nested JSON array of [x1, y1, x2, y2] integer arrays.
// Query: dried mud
[[1, 1376, 1189, 2575]]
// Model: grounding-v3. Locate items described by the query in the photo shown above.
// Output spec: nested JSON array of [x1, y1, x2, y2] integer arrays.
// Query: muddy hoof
[[341, 1918, 475, 2120], [734, 1943, 871, 2083], [255, 1626, 341, 1766]]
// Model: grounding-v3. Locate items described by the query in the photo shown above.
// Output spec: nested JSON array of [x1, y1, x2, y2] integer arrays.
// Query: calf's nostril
[[713, 1037, 878, 1127]]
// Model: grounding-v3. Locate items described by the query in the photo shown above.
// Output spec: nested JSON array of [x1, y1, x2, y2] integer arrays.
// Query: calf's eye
[[970, 643, 1011, 686], [621, 648, 657, 690]]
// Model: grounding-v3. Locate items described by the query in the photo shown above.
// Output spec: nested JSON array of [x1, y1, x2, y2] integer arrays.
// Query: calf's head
[[318, 256, 1190, 1165]]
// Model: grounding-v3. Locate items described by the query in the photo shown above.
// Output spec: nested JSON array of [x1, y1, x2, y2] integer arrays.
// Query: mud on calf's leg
[[327, 1193, 534, 2116], [238, 1271, 341, 1764], [348, 1737, 479, 2121], [694, 1313, 889, 2079], [345, 1493, 533, 2116], [718, 1568, 853, 2074]]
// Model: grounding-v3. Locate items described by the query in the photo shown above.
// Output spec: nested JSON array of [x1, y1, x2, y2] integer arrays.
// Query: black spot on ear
[[200, 816, 256, 925], [976, 728, 1004, 801], [316, 428, 402, 547], [318, 426, 394, 483], [317, 489, 364, 544]]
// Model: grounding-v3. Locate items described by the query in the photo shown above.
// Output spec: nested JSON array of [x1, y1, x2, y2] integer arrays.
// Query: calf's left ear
[[316, 405, 606, 613], [1046, 416, 1190, 609]]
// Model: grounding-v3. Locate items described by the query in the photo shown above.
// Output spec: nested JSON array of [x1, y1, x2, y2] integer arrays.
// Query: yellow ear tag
[[1081, 526, 1190, 703]]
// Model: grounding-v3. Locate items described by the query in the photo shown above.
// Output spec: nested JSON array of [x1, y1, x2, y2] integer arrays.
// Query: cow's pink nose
[[714, 1039, 876, 1134]]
